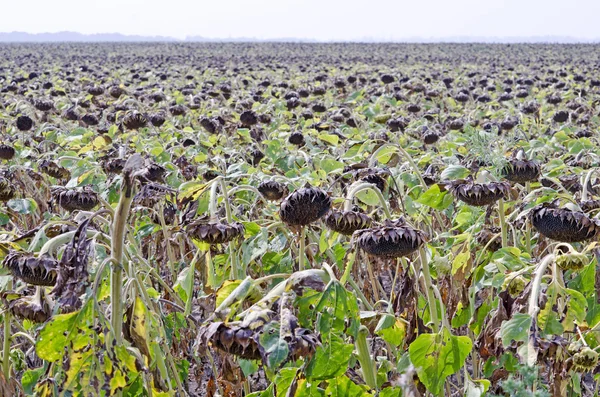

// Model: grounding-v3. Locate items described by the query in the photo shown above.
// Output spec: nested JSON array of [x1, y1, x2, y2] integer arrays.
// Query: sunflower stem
[[298, 227, 306, 271], [2, 280, 12, 379], [110, 177, 136, 345], [345, 182, 392, 219], [157, 202, 177, 281], [582, 169, 595, 202], [498, 198, 508, 248], [525, 182, 532, 255], [206, 252, 216, 288], [527, 253, 555, 366], [356, 325, 378, 390], [418, 248, 439, 332]]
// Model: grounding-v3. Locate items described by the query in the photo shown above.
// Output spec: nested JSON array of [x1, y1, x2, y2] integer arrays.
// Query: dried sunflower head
[[530, 204, 600, 242], [555, 251, 588, 271], [503, 159, 540, 183], [3, 251, 58, 286], [2, 292, 52, 323], [51, 186, 99, 212], [258, 180, 288, 201], [141, 162, 167, 183], [572, 347, 599, 372], [134, 183, 174, 208], [361, 172, 387, 192], [502, 275, 526, 297], [187, 219, 245, 245], [325, 210, 372, 235], [447, 179, 510, 206], [0, 177, 15, 201], [101, 158, 126, 174], [122, 111, 147, 130], [38, 160, 70, 179], [279, 187, 331, 227], [0, 144, 15, 160], [16, 115, 33, 131], [476, 227, 502, 252], [355, 220, 426, 258]]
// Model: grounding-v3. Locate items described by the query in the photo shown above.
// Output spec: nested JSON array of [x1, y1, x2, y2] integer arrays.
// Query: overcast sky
[[3, 0, 600, 40]]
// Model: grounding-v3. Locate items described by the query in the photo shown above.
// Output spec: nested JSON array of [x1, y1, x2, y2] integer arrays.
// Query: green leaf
[[356, 189, 380, 206], [36, 310, 80, 362], [173, 265, 193, 303], [319, 158, 344, 174], [464, 377, 490, 397], [375, 315, 405, 347], [22, 367, 44, 395], [500, 313, 531, 347], [440, 165, 470, 180], [374, 146, 397, 164], [248, 384, 274, 397], [325, 375, 372, 397], [417, 184, 453, 210], [7, 198, 37, 215], [307, 333, 354, 381], [564, 288, 588, 328], [216, 280, 243, 308], [239, 359, 259, 377], [379, 387, 402, 397], [274, 368, 298, 397], [259, 322, 289, 369], [296, 379, 325, 397], [318, 133, 339, 146], [408, 329, 472, 396], [314, 281, 360, 337]]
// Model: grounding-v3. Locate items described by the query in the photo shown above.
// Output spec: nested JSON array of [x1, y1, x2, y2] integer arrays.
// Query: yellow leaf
[[131, 297, 151, 358]]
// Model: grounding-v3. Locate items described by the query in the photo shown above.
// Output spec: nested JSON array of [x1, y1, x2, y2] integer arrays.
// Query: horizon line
[[1, 31, 600, 44]]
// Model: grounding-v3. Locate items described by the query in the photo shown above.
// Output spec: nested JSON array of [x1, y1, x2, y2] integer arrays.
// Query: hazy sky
[[3, 0, 600, 40]]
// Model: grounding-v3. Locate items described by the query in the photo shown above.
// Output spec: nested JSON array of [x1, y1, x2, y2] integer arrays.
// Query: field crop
[[0, 42, 599, 396]]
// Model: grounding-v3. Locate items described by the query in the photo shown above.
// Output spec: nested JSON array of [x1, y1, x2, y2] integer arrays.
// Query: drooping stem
[[527, 253, 555, 366], [298, 227, 306, 271], [218, 178, 234, 224], [2, 280, 12, 379], [418, 248, 439, 332], [366, 257, 381, 302], [582, 169, 596, 203], [184, 249, 202, 316], [356, 325, 378, 390], [157, 202, 177, 280], [208, 178, 220, 222], [525, 182, 532, 255], [206, 251, 216, 288], [498, 198, 508, 248], [111, 177, 136, 344], [345, 182, 392, 219]]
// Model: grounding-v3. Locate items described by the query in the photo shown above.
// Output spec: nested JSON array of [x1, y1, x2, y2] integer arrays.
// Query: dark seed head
[[530, 204, 600, 242], [355, 220, 426, 258], [187, 220, 244, 245], [122, 111, 147, 130], [447, 179, 510, 206], [38, 160, 70, 179], [16, 115, 33, 131], [503, 159, 540, 183], [51, 186, 99, 212], [258, 180, 288, 201], [288, 132, 305, 146], [3, 251, 58, 286], [279, 187, 331, 227], [0, 144, 15, 160], [325, 210, 372, 235]]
